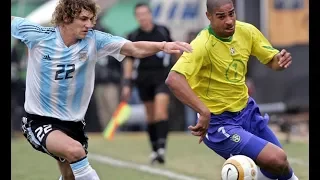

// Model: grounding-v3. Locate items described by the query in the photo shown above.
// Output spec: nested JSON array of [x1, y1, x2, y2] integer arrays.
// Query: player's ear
[[63, 15, 72, 24], [206, 11, 213, 21]]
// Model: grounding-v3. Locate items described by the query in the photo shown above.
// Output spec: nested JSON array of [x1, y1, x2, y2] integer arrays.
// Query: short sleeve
[[171, 38, 205, 80], [95, 30, 130, 62], [250, 24, 280, 64], [11, 17, 53, 49]]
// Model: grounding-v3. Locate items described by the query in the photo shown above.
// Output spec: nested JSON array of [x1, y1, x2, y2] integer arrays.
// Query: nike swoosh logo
[[226, 168, 231, 179], [212, 42, 217, 47]]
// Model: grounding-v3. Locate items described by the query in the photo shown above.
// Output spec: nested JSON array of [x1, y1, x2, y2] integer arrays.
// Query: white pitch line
[[289, 158, 309, 167], [88, 153, 205, 180], [89, 153, 308, 180]]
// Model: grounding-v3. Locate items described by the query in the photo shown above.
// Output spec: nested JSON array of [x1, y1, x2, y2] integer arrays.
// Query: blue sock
[[70, 157, 89, 172], [260, 168, 278, 179], [278, 167, 293, 180], [70, 156, 100, 180]]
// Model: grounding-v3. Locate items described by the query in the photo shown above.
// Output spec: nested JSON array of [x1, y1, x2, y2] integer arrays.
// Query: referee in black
[[121, 2, 179, 165]]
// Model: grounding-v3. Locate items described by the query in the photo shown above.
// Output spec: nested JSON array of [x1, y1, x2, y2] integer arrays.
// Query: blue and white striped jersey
[[11, 17, 129, 122]]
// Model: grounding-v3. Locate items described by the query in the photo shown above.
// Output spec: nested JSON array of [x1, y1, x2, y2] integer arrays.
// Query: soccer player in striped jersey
[[166, 0, 298, 180], [11, 0, 192, 179]]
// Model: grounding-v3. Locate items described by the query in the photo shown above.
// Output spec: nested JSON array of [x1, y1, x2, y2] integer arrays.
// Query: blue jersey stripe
[[39, 41, 56, 114]]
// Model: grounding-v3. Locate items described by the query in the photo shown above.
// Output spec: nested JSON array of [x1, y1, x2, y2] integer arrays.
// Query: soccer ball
[[221, 155, 258, 180]]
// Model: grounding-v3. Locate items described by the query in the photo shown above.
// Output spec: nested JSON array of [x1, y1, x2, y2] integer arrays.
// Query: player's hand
[[121, 86, 131, 102], [277, 49, 292, 68], [163, 41, 193, 54], [188, 113, 210, 144]]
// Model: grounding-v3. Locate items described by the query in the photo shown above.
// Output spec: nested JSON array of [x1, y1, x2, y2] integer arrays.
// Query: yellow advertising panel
[[268, 0, 309, 46]]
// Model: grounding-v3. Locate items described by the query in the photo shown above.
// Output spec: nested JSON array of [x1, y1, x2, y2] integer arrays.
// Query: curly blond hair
[[51, 0, 100, 26]]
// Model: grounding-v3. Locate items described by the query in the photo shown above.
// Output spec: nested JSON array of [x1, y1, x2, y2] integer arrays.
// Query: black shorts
[[135, 70, 170, 102], [21, 113, 88, 162]]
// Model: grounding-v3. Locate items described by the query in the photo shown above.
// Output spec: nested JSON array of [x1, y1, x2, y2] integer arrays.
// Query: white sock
[[70, 157, 100, 180], [58, 176, 62, 180], [287, 173, 299, 180], [257, 167, 277, 180]]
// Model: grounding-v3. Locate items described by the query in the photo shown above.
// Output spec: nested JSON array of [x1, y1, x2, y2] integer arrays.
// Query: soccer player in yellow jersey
[[166, 0, 298, 180]]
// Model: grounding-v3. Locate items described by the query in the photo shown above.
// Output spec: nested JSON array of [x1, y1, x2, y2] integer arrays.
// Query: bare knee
[[267, 148, 288, 171], [257, 144, 289, 175], [65, 141, 86, 162]]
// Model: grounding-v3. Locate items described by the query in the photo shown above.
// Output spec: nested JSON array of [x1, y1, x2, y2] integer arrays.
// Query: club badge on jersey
[[230, 47, 235, 55], [79, 51, 88, 61]]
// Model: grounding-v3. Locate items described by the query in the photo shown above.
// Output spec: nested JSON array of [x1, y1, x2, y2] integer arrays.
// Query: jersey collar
[[208, 25, 233, 42]]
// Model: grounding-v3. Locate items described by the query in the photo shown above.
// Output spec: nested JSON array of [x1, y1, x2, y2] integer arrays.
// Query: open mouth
[[225, 26, 234, 31]]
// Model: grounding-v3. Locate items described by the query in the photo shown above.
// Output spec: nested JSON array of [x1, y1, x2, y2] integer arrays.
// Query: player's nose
[[85, 23, 94, 28], [84, 21, 94, 28], [225, 17, 234, 26]]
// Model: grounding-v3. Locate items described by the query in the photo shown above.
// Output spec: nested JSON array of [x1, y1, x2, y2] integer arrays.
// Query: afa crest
[[79, 51, 88, 61]]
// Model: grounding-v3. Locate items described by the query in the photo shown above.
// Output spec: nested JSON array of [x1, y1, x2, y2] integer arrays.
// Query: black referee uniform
[[125, 24, 174, 164], [127, 24, 173, 101]]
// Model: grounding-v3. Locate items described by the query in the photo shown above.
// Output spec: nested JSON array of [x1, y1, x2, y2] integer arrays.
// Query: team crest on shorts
[[231, 134, 241, 142], [79, 51, 88, 61]]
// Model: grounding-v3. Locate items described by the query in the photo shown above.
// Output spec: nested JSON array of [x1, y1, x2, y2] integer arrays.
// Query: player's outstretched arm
[[120, 41, 192, 59], [266, 49, 292, 71], [166, 71, 210, 143]]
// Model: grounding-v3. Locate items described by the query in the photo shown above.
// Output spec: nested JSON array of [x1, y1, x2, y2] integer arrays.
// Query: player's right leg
[[46, 130, 101, 180], [203, 122, 295, 179], [21, 114, 100, 180]]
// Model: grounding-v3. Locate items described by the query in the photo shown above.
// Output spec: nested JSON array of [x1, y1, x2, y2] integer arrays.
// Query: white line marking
[[88, 153, 308, 180], [289, 158, 309, 167], [88, 153, 204, 180]]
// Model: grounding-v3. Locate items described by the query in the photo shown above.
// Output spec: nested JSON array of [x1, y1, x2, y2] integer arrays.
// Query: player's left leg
[[243, 97, 298, 180], [153, 83, 170, 163], [253, 122, 298, 180], [57, 160, 74, 180]]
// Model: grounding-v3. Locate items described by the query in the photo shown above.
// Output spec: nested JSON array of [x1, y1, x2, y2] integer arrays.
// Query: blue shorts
[[202, 97, 282, 161]]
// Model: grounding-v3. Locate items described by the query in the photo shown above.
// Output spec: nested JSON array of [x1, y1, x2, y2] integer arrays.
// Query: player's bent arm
[[120, 41, 166, 59], [165, 71, 211, 117], [266, 53, 285, 71]]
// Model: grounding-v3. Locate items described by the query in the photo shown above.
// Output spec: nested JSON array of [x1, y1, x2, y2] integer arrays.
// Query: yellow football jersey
[[171, 21, 279, 114]]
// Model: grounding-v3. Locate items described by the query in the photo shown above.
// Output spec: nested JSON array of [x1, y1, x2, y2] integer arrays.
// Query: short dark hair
[[134, 2, 151, 12], [206, 0, 233, 13]]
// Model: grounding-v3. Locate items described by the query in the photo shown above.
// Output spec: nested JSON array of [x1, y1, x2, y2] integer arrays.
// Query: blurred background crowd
[[11, 0, 309, 143]]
